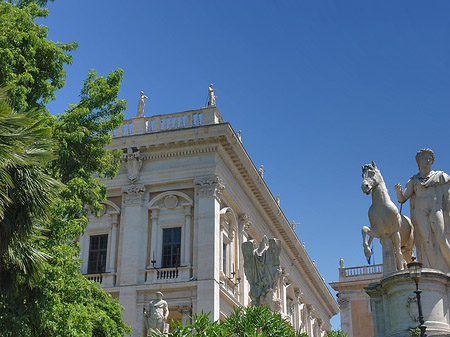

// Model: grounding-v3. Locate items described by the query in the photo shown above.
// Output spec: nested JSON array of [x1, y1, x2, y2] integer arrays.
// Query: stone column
[[306, 305, 313, 336], [107, 213, 119, 273], [337, 297, 352, 337], [239, 214, 251, 305], [317, 319, 323, 337], [294, 288, 303, 331], [149, 208, 159, 268], [194, 176, 224, 321], [183, 206, 191, 266], [118, 183, 146, 332], [279, 268, 287, 315], [178, 305, 192, 325], [80, 233, 89, 274]]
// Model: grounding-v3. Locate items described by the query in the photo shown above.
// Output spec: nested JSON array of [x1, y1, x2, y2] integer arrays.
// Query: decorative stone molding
[[294, 287, 303, 303], [164, 194, 178, 209], [239, 214, 252, 234], [177, 305, 192, 315], [147, 191, 193, 268], [120, 149, 143, 182], [194, 176, 224, 199], [337, 297, 349, 310], [406, 296, 419, 321], [123, 184, 146, 206]]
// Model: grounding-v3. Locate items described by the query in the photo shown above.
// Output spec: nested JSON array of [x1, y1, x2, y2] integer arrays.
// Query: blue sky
[[40, 0, 450, 329]]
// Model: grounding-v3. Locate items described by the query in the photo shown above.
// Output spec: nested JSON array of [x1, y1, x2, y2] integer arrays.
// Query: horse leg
[[391, 231, 406, 270], [362, 226, 373, 258], [400, 215, 414, 263]]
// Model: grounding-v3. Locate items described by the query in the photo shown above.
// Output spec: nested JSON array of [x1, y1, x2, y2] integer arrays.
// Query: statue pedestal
[[365, 269, 450, 337]]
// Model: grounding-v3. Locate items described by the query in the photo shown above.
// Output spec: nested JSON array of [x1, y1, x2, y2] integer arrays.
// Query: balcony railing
[[112, 106, 222, 138], [84, 273, 116, 287], [339, 264, 383, 281], [145, 266, 192, 284]]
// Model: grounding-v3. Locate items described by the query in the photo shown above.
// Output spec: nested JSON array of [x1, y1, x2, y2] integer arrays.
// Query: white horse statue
[[361, 162, 414, 273]]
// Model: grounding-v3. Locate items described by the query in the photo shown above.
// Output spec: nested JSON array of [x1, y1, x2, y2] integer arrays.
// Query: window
[[162, 227, 181, 267], [88, 234, 108, 274], [223, 242, 227, 273]]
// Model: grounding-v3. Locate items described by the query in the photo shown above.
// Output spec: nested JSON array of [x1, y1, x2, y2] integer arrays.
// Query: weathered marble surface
[[242, 236, 282, 309], [395, 148, 450, 273], [208, 83, 216, 106], [366, 269, 450, 337], [144, 292, 169, 335], [137, 91, 148, 117], [361, 162, 414, 275]]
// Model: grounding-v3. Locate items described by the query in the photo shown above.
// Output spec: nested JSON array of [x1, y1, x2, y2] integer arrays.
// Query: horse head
[[361, 161, 382, 195]]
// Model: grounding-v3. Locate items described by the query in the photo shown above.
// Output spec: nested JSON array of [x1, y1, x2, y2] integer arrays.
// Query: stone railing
[[339, 264, 383, 281], [112, 106, 222, 138], [84, 272, 116, 287], [145, 266, 192, 284], [85, 273, 103, 283]]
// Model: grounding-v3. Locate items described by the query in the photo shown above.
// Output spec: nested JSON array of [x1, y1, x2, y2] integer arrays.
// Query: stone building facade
[[80, 105, 339, 336], [330, 262, 383, 337]]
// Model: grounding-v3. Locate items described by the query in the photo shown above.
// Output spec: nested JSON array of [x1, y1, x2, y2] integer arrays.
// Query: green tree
[[0, 69, 129, 336], [0, 87, 61, 294], [325, 330, 349, 337], [0, 2, 76, 111], [0, 1, 130, 335], [152, 306, 307, 337]]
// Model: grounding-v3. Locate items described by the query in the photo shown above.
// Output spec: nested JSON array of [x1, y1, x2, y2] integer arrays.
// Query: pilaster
[[119, 184, 146, 285], [194, 176, 224, 321]]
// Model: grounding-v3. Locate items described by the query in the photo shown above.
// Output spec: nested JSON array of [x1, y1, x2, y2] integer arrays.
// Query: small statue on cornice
[[137, 91, 148, 117], [258, 165, 265, 178], [208, 83, 216, 106], [120, 148, 143, 183]]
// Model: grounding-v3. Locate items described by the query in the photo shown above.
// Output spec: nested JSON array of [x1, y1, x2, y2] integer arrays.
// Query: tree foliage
[[0, 68, 129, 336], [152, 306, 307, 337], [0, 2, 130, 335], [0, 2, 76, 111], [325, 330, 349, 337], [0, 86, 60, 294]]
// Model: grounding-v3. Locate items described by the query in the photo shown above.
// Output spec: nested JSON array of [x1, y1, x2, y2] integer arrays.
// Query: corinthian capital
[[195, 176, 224, 199], [123, 184, 146, 206], [239, 214, 252, 233]]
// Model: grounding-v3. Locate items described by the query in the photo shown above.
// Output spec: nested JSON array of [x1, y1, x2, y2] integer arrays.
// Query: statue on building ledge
[[137, 91, 148, 117], [144, 291, 169, 335], [207, 83, 216, 106], [242, 236, 282, 311]]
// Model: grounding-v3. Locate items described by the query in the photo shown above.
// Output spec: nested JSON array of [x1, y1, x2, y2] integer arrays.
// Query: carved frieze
[[123, 184, 146, 206], [194, 176, 224, 199], [120, 149, 143, 183]]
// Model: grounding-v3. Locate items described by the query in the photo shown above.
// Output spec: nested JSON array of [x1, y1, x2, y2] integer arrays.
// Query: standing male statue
[[395, 148, 450, 272], [137, 91, 148, 117], [207, 83, 216, 106], [144, 291, 169, 335]]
